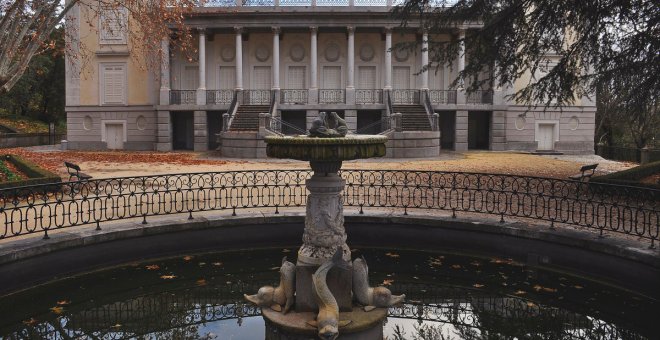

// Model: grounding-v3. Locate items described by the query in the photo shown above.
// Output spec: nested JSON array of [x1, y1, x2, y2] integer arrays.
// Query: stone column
[[193, 111, 208, 151], [455, 110, 468, 151], [421, 31, 429, 90], [196, 29, 207, 105], [309, 27, 318, 104], [346, 26, 356, 104], [456, 29, 466, 104], [272, 27, 280, 90], [491, 110, 507, 150], [156, 110, 172, 152], [159, 38, 170, 105], [384, 28, 392, 90], [235, 27, 244, 90]]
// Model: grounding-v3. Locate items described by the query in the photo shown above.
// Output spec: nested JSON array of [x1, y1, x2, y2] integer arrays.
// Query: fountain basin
[[265, 135, 387, 172]]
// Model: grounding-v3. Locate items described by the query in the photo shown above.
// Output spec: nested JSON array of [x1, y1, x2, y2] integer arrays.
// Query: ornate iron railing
[[206, 89, 234, 104], [280, 89, 308, 104], [242, 89, 271, 105], [356, 89, 383, 104], [269, 116, 307, 135], [319, 89, 345, 104], [429, 90, 457, 104], [391, 89, 420, 104], [169, 90, 196, 105], [0, 170, 658, 247], [467, 90, 494, 104]]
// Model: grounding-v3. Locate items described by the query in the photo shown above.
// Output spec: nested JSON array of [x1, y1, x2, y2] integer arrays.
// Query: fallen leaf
[[526, 302, 536, 308], [56, 300, 70, 306], [196, 279, 207, 286], [282, 249, 291, 253], [50, 306, 64, 315], [212, 262, 223, 266], [270, 266, 280, 270], [533, 285, 543, 292], [145, 265, 160, 270], [182, 256, 193, 261], [160, 275, 177, 280], [198, 262, 206, 266], [473, 283, 484, 288], [385, 252, 400, 258], [22, 318, 38, 326], [514, 290, 527, 295], [470, 261, 481, 267], [574, 285, 584, 289], [382, 279, 394, 286], [542, 287, 558, 293], [451, 264, 462, 269]]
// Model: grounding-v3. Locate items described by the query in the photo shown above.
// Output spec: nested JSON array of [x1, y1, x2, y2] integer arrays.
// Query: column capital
[[196, 27, 207, 35], [346, 26, 355, 34], [310, 26, 318, 34], [272, 26, 281, 34], [234, 26, 244, 34], [383, 26, 393, 34]]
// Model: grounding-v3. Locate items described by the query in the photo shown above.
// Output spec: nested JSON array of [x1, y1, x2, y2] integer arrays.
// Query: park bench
[[568, 163, 598, 182], [64, 161, 93, 182]]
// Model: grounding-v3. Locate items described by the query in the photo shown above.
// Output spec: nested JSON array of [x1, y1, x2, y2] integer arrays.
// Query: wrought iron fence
[[280, 89, 308, 104], [356, 89, 383, 104], [429, 90, 457, 104], [466, 90, 494, 104], [169, 90, 196, 105], [596, 145, 660, 164], [206, 89, 234, 104], [391, 89, 420, 104], [1, 170, 658, 247], [319, 89, 345, 104], [242, 89, 271, 105]]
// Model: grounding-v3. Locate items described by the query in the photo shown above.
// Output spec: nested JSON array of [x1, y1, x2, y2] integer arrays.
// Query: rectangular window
[[100, 64, 126, 105], [287, 66, 306, 89], [322, 66, 341, 89], [393, 66, 411, 89], [252, 66, 272, 89], [99, 8, 127, 45], [358, 66, 376, 89]]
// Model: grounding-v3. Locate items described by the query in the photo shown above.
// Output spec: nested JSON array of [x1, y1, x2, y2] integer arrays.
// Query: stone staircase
[[228, 105, 270, 131], [392, 105, 432, 131]]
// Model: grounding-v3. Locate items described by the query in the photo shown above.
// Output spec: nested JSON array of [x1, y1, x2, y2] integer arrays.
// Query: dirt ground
[[2, 146, 635, 180]]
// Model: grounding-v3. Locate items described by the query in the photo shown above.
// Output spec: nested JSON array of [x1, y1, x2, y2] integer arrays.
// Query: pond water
[[0, 247, 655, 339]]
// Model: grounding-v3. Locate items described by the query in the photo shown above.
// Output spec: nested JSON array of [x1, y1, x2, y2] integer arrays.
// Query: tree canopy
[[394, 0, 659, 111], [0, 0, 198, 94]]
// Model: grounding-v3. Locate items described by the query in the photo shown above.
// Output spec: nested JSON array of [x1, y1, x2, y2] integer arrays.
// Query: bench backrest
[[580, 164, 598, 172], [64, 161, 81, 173]]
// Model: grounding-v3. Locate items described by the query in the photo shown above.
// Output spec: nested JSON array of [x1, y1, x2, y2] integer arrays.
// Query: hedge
[[0, 155, 61, 190], [591, 161, 660, 190]]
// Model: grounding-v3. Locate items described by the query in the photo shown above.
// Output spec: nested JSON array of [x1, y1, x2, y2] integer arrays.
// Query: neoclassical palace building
[[65, 0, 595, 157]]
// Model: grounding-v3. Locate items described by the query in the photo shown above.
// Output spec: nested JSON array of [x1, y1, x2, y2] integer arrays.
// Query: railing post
[[432, 113, 439, 131], [223, 113, 230, 132], [393, 112, 403, 132], [640, 146, 650, 164]]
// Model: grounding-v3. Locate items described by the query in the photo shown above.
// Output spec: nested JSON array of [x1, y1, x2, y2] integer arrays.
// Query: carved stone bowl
[[265, 135, 388, 173]]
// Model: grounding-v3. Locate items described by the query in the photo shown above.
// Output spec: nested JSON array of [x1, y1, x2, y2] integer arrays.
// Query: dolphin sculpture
[[307, 248, 351, 340], [244, 256, 296, 313], [352, 256, 405, 312]]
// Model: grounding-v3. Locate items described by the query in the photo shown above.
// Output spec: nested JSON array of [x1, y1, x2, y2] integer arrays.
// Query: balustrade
[[280, 90, 309, 104], [391, 89, 420, 104], [206, 90, 234, 105], [242, 90, 272, 105], [466, 90, 494, 104], [319, 89, 345, 104], [356, 89, 383, 104], [429, 90, 457, 104], [169, 90, 196, 105]]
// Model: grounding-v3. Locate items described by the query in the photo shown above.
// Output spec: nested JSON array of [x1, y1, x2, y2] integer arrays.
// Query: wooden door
[[105, 124, 124, 150], [537, 124, 555, 150]]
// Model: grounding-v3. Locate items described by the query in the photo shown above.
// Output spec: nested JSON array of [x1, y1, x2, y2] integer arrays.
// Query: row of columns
[[160, 27, 470, 105]]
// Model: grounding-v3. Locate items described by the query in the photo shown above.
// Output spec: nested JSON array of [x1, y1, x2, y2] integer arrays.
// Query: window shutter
[[103, 65, 125, 104], [287, 66, 306, 89], [358, 66, 376, 89], [322, 66, 341, 89]]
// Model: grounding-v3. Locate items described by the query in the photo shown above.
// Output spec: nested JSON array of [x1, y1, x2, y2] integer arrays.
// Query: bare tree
[[0, 0, 200, 94]]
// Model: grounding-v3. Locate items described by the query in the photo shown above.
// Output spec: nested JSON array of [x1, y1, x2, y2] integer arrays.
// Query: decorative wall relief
[[290, 43, 305, 62], [515, 116, 526, 130], [569, 116, 580, 130], [136, 116, 147, 130], [83, 116, 93, 130], [325, 42, 340, 62], [394, 47, 409, 62], [359, 44, 375, 62], [255, 44, 270, 62], [220, 45, 235, 62]]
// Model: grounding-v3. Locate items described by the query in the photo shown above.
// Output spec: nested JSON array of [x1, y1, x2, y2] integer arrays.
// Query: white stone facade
[[65, 2, 596, 155]]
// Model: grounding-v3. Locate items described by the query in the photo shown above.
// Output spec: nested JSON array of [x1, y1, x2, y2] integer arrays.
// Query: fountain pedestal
[[247, 133, 399, 340]]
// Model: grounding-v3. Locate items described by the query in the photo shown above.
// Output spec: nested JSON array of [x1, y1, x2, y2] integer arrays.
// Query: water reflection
[[0, 249, 653, 339]]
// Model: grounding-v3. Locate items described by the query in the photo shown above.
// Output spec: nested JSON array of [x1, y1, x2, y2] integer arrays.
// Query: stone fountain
[[244, 112, 404, 339]]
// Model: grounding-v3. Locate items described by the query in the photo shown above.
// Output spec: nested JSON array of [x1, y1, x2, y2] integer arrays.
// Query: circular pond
[[0, 247, 655, 339]]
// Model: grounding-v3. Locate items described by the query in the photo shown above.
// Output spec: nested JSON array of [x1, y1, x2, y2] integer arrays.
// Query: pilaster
[[384, 27, 392, 90], [235, 27, 244, 90], [346, 26, 356, 105], [193, 110, 208, 151], [309, 27, 318, 104], [272, 27, 281, 90], [196, 29, 207, 106], [455, 110, 468, 151], [156, 110, 172, 152], [159, 38, 170, 105]]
